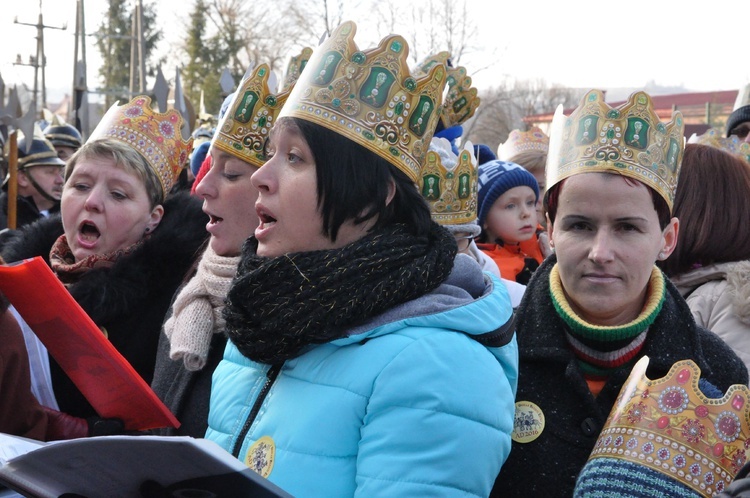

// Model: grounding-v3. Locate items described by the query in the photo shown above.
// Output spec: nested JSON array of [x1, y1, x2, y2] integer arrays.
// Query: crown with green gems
[[281, 47, 313, 92], [278, 21, 448, 184], [546, 89, 684, 211], [415, 51, 480, 129], [688, 127, 750, 164], [421, 138, 478, 225], [212, 63, 290, 168]]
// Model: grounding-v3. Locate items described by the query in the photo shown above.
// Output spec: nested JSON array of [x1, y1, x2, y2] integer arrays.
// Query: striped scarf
[[549, 264, 665, 379]]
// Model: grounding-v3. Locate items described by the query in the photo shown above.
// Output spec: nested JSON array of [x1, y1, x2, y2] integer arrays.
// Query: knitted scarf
[[163, 244, 240, 371], [224, 222, 457, 364], [550, 264, 666, 379], [49, 234, 144, 285]]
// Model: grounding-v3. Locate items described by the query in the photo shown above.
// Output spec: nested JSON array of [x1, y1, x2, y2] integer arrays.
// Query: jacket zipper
[[231, 363, 282, 458]]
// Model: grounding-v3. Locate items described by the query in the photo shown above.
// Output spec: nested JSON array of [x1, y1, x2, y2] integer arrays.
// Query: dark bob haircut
[[544, 172, 671, 230], [274, 117, 433, 241], [660, 143, 750, 276]]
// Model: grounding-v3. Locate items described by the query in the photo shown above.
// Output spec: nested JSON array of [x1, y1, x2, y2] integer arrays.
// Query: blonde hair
[[506, 150, 547, 176], [65, 138, 163, 207]]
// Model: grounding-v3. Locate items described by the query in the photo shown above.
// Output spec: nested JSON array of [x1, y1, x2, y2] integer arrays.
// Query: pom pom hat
[[546, 89, 684, 212], [278, 21, 449, 184], [477, 160, 539, 229]]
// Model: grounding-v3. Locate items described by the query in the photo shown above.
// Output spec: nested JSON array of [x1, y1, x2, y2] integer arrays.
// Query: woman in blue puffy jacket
[[204, 21, 518, 498]]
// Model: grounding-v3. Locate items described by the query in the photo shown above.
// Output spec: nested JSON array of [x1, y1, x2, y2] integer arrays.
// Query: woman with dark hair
[[204, 22, 518, 497], [491, 90, 748, 497], [660, 143, 750, 372]]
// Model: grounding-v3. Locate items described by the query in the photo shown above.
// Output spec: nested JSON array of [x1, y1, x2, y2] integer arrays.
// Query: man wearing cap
[[43, 122, 83, 162], [0, 135, 65, 232]]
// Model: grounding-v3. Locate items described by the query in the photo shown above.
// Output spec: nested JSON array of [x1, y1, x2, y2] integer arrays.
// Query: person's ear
[[385, 178, 396, 206], [659, 217, 680, 259], [145, 204, 164, 234]]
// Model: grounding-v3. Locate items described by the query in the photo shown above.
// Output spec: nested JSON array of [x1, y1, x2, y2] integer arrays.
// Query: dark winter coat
[[491, 255, 749, 498], [0, 192, 59, 248], [0, 190, 209, 419]]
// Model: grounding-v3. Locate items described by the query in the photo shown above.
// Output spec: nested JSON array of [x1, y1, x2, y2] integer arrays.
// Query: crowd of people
[[2, 18, 750, 498]]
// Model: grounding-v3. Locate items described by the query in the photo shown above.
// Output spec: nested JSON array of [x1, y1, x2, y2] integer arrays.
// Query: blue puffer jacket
[[205, 255, 518, 497]]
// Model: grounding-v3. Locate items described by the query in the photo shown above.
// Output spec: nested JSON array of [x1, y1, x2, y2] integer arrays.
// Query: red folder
[[0, 256, 179, 431]]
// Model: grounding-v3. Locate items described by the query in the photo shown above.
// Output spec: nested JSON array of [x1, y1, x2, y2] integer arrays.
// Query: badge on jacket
[[512, 401, 545, 443]]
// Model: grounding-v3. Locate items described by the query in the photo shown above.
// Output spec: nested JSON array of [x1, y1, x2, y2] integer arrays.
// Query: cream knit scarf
[[163, 244, 240, 371]]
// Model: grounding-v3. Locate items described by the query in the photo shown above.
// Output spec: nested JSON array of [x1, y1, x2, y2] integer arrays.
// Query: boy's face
[[483, 185, 538, 244]]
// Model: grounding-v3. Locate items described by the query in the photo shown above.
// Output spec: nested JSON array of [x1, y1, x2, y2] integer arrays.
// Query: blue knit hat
[[477, 160, 540, 228], [473, 143, 497, 165], [190, 140, 211, 178]]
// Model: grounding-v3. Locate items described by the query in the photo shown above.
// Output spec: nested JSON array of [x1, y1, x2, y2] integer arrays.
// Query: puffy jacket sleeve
[[354, 329, 516, 497]]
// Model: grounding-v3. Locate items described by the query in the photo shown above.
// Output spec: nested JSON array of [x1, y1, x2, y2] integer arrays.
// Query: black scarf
[[223, 222, 457, 364]]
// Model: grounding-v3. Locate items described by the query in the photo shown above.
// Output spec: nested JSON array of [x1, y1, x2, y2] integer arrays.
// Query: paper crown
[[688, 128, 750, 164], [497, 126, 549, 161], [415, 52, 480, 130], [212, 64, 290, 168], [89, 96, 192, 197], [587, 356, 750, 496], [421, 137, 478, 226], [278, 21, 448, 184], [546, 90, 684, 211], [281, 47, 313, 92]]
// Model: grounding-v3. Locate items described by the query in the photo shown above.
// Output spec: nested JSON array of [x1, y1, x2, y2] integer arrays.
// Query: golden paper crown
[[688, 128, 750, 164], [589, 356, 750, 496], [415, 52, 480, 129], [421, 138, 478, 226], [497, 126, 550, 161], [278, 21, 448, 184], [212, 64, 290, 168], [281, 47, 313, 92], [89, 96, 192, 197], [546, 90, 684, 211]]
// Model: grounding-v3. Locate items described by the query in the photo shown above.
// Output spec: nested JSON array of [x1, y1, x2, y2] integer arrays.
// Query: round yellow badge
[[511, 401, 545, 443], [245, 435, 276, 478]]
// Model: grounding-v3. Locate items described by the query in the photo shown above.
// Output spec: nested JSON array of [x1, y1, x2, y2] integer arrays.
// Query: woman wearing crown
[[491, 90, 748, 497], [0, 96, 208, 433], [151, 63, 289, 439], [203, 21, 518, 497]]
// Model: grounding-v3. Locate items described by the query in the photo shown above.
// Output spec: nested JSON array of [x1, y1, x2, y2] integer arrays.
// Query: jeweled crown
[[688, 128, 750, 164], [546, 90, 684, 211], [89, 96, 192, 196], [498, 126, 549, 161], [282, 47, 313, 92], [588, 356, 750, 496], [415, 52, 480, 130], [421, 137, 478, 225], [278, 21, 448, 183], [212, 64, 290, 168]]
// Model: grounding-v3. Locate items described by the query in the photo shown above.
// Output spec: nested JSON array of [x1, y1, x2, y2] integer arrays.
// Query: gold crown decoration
[[588, 356, 750, 496], [212, 64, 290, 168], [497, 126, 550, 161], [688, 128, 750, 164], [415, 51, 480, 130], [89, 95, 192, 196], [281, 47, 313, 92], [546, 90, 684, 211], [421, 137, 478, 225], [278, 21, 448, 184]]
